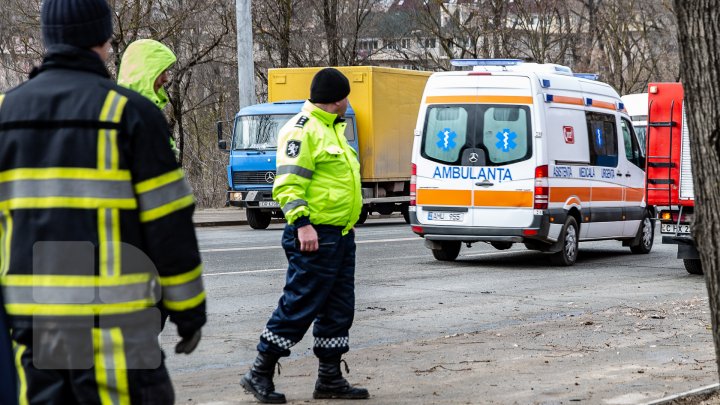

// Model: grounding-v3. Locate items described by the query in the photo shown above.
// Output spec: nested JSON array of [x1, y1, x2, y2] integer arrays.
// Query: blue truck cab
[[218, 100, 358, 229]]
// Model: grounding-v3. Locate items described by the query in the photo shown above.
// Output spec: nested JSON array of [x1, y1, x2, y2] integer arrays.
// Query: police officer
[[241, 68, 369, 403], [0, 0, 206, 403]]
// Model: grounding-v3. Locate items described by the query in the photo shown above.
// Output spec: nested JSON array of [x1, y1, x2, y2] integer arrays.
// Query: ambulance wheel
[[432, 241, 461, 261], [550, 217, 578, 266], [490, 242, 513, 250], [356, 207, 369, 225], [247, 209, 271, 229], [684, 259, 703, 275], [630, 215, 654, 254]]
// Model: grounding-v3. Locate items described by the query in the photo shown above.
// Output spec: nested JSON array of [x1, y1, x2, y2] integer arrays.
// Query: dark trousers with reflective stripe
[[259, 224, 356, 359], [11, 323, 173, 405]]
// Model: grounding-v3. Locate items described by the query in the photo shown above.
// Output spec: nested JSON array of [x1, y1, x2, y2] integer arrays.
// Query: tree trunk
[[323, 0, 338, 65], [673, 0, 720, 380]]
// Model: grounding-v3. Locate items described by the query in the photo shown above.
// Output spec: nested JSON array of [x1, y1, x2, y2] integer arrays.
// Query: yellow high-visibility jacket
[[273, 101, 362, 235]]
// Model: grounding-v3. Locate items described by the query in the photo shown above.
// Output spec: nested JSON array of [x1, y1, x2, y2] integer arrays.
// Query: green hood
[[118, 39, 176, 109]]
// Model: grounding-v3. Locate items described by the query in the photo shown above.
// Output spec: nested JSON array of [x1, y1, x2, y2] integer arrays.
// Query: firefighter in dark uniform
[[241, 68, 369, 404], [0, 0, 206, 403]]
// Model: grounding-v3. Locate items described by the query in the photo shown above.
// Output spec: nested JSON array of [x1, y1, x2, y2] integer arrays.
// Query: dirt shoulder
[[172, 296, 718, 404]]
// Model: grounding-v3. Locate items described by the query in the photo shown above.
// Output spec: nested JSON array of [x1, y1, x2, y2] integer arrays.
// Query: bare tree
[[674, 0, 720, 380]]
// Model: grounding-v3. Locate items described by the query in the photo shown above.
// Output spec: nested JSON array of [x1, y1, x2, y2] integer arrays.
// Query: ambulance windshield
[[421, 105, 532, 166]]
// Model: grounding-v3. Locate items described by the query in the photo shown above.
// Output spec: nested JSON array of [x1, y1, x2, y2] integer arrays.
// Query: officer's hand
[[175, 329, 201, 355], [297, 225, 319, 252]]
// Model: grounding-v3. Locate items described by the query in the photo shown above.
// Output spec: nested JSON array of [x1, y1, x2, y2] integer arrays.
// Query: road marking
[[461, 250, 526, 258], [204, 268, 286, 277], [199, 237, 419, 253]]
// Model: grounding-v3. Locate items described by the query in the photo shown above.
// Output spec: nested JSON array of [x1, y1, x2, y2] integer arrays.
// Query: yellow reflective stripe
[[135, 169, 185, 194], [0, 168, 131, 182], [139, 194, 194, 223], [0, 210, 12, 277], [98, 91, 127, 171], [93, 329, 112, 405], [99, 208, 122, 277], [5, 299, 156, 316], [13, 341, 29, 405], [0, 94, 5, 111], [159, 265, 202, 286], [2, 273, 151, 287], [163, 290, 206, 311], [110, 328, 130, 405], [0, 197, 136, 210]]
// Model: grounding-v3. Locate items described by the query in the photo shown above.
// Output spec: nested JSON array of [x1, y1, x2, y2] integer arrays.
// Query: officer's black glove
[[175, 329, 201, 354]]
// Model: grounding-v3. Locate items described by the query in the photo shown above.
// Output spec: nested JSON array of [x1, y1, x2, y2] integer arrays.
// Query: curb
[[643, 383, 720, 405]]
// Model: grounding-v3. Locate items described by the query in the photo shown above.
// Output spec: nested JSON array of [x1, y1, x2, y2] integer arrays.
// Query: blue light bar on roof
[[574, 73, 600, 80], [450, 59, 524, 67]]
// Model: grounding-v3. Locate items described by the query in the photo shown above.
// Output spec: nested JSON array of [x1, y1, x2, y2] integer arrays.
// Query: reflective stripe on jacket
[[272, 101, 362, 234]]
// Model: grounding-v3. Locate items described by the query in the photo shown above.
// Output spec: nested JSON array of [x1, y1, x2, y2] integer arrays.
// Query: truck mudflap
[[662, 235, 700, 259], [411, 211, 562, 244]]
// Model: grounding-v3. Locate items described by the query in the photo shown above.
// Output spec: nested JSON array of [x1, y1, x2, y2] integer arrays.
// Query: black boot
[[241, 352, 286, 404], [313, 357, 370, 400]]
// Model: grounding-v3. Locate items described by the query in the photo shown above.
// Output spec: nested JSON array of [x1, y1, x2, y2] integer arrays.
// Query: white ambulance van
[[409, 59, 653, 265]]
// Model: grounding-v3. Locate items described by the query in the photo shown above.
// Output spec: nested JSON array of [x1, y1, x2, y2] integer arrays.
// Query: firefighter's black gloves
[[175, 329, 202, 354]]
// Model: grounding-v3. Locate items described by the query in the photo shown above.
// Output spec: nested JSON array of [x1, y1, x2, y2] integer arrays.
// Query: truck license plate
[[661, 223, 690, 234], [258, 201, 279, 208], [427, 212, 464, 222]]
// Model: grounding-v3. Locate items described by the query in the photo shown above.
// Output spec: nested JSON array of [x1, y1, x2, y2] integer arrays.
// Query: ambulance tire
[[629, 215, 654, 254], [550, 217, 579, 266], [432, 241, 461, 261], [356, 207, 369, 225], [247, 209, 272, 229], [684, 259, 703, 275], [490, 242, 513, 250]]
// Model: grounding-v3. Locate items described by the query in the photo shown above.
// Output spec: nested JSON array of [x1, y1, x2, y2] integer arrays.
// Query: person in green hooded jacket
[[118, 39, 179, 158]]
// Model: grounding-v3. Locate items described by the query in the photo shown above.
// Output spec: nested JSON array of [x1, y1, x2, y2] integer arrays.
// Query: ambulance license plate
[[427, 212, 464, 222], [258, 201, 279, 208], [661, 223, 690, 234]]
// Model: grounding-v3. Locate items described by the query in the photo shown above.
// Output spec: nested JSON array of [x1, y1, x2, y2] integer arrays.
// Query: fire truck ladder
[[645, 99, 677, 206]]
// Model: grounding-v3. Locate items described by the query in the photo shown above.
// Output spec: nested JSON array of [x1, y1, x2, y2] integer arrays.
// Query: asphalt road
[[161, 219, 714, 404]]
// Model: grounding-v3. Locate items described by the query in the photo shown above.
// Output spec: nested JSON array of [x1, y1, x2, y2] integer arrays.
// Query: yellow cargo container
[[268, 66, 431, 181]]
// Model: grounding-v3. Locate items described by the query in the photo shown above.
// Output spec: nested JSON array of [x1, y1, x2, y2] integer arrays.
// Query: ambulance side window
[[621, 118, 642, 168], [422, 106, 469, 164], [586, 112, 618, 167]]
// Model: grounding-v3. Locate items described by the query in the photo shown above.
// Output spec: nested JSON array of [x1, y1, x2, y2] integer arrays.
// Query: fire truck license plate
[[258, 201, 279, 208], [427, 212, 464, 222], [661, 223, 690, 234]]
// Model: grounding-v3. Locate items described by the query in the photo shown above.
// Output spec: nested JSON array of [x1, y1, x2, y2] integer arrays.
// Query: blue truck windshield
[[232, 114, 292, 150]]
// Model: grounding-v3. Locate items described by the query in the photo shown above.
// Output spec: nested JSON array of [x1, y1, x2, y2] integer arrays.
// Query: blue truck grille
[[233, 171, 276, 185]]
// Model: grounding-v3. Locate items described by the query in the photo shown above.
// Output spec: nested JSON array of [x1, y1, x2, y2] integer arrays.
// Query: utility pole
[[236, 0, 257, 109]]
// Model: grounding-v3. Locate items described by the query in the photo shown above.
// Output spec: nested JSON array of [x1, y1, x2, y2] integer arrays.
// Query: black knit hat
[[309, 68, 351, 104], [41, 0, 113, 48]]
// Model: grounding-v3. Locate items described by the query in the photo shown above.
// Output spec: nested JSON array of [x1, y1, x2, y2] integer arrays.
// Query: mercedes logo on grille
[[265, 172, 275, 183], [469, 152, 479, 163]]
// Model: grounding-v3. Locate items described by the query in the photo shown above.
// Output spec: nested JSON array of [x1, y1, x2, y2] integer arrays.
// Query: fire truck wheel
[[630, 215, 654, 254], [247, 209, 272, 229], [550, 217, 579, 266], [431, 241, 461, 261], [683, 259, 703, 275]]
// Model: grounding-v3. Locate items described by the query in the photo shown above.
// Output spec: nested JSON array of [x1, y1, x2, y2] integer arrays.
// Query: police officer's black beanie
[[309, 68, 351, 104], [41, 0, 114, 49]]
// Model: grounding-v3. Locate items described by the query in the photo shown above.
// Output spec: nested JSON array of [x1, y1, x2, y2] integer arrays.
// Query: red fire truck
[[645, 82, 701, 274]]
